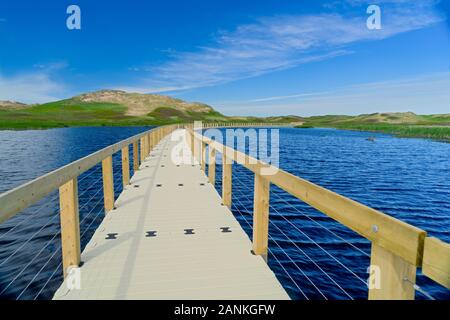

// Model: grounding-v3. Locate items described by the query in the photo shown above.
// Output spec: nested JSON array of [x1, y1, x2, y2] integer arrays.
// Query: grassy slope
[[0, 98, 300, 129], [297, 113, 450, 141], [0, 101, 151, 129]]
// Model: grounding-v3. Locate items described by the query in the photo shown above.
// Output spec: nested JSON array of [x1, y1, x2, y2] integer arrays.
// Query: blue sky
[[0, 0, 449, 116]]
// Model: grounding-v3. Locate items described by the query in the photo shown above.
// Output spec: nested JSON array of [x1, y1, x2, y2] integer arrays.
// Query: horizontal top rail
[[0, 122, 285, 224], [191, 129, 427, 266], [0, 125, 176, 224], [182, 122, 294, 131], [190, 127, 450, 293]]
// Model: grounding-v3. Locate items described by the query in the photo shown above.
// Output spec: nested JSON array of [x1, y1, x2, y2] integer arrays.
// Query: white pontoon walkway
[[54, 129, 289, 300]]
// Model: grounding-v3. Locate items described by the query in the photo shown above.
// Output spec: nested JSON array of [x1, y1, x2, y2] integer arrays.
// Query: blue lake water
[[0, 126, 449, 300]]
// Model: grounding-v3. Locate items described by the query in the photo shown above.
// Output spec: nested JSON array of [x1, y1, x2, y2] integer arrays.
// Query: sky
[[0, 0, 449, 116]]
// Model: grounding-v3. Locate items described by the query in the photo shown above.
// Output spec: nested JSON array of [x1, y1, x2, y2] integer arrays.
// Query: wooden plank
[[222, 155, 232, 208], [422, 237, 450, 289], [252, 174, 270, 261], [208, 147, 216, 185], [59, 178, 81, 277], [369, 243, 416, 300], [121, 146, 130, 187], [102, 156, 115, 213], [195, 131, 426, 266], [133, 141, 139, 172]]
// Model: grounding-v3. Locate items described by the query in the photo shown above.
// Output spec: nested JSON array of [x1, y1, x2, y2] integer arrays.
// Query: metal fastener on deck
[[145, 231, 157, 237]]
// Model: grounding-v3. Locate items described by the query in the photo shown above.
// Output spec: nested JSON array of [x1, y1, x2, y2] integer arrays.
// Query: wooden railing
[[0, 122, 447, 300], [187, 128, 450, 300], [0, 124, 179, 276], [0, 122, 285, 280]]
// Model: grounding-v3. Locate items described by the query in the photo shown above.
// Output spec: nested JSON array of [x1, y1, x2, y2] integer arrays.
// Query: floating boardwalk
[[0, 123, 448, 300], [53, 129, 289, 300]]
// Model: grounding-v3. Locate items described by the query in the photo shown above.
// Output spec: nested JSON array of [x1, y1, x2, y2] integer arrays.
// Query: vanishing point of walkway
[[53, 129, 289, 300]]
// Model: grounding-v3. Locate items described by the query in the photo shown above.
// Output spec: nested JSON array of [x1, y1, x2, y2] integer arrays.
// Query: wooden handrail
[[0, 122, 279, 226], [189, 127, 450, 299], [192, 130, 425, 264], [0, 122, 288, 281], [0, 124, 178, 277], [0, 126, 176, 224], [2, 122, 445, 299]]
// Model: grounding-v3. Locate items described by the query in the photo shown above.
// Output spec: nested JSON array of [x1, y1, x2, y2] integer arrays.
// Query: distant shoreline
[[1, 120, 449, 144], [296, 124, 450, 142]]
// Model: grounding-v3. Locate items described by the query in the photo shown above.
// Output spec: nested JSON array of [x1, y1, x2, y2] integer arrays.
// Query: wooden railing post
[[422, 237, 450, 289], [222, 154, 232, 208], [102, 156, 115, 213], [208, 147, 216, 185], [140, 137, 145, 163], [368, 243, 417, 300], [193, 133, 202, 163], [148, 133, 152, 152], [252, 173, 270, 262], [133, 141, 139, 172], [121, 146, 130, 187], [59, 178, 81, 277], [144, 135, 149, 157], [190, 131, 195, 159], [201, 142, 206, 172], [150, 131, 155, 150], [148, 133, 154, 153]]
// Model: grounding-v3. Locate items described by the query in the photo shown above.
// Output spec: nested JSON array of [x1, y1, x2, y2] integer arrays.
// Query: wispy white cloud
[[32, 61, 68, 71], [0, 63, 69, 103], [248, 91, 333, 103], [215, 72, 450, 116], [123, 0, 442, 93]]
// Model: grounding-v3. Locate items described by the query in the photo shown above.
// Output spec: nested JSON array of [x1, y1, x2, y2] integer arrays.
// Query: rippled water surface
[[0, 126, 152, 299], [0, 127, 449, 299]]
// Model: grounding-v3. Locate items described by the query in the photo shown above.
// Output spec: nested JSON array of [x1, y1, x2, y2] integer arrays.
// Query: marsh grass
[[297, 115, 450, 142]]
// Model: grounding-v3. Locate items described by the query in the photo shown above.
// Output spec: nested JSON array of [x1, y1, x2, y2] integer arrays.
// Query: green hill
[[0, 90, 301, 129], [1, 93, 448, 142]]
